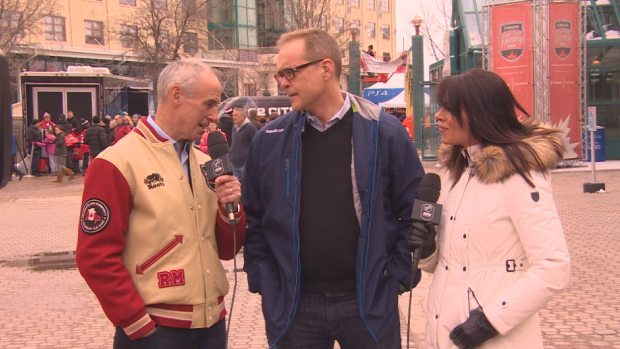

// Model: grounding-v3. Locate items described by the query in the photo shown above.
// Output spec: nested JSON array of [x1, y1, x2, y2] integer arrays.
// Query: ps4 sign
[[363, 87, 404, 104]]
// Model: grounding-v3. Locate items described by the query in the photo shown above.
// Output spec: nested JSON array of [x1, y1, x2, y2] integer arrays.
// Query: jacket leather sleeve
[[76, 158, 156, 340], [386, 115, 426, 289], [483, 172, 570, 335], [241, 132, 274, 295]]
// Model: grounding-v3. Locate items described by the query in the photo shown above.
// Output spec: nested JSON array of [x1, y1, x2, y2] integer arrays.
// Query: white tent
[[379, 90, 406, 108]]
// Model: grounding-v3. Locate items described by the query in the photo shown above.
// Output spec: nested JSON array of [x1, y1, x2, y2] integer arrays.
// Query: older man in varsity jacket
[[76, 59, 246, 349], [242, 29, 425, 349]]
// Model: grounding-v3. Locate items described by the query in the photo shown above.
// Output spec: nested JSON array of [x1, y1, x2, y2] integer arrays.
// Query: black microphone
[[406, 173, 442, 349], [411, 173, 442, 262], [204, 131, 235, 221]]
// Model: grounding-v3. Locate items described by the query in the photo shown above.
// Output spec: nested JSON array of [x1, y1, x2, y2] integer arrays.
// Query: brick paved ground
[[0, 164, 619, 348]]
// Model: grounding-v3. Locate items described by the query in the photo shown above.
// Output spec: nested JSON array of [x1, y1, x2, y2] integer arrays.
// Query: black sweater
[[299, 109, 360, 293]]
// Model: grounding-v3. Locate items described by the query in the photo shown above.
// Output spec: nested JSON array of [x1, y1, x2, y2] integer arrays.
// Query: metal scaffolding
[[579, 0, 588, 158], [533, 0, 550, 122]]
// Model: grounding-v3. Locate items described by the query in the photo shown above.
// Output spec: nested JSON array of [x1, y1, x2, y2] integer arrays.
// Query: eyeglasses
[[274, 59, 325, 84]]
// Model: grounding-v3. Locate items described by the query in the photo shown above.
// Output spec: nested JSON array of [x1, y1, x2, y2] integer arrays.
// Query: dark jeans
[[276, 293, 401, 349], [66, 146, 74, 169], [113, 320, 226, 349], [82, 152, 90, 172], [30, 146, 41, 175]]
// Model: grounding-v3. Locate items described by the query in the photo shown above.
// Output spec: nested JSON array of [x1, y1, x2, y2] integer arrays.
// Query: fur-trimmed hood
[[437, 119, 565, 184]]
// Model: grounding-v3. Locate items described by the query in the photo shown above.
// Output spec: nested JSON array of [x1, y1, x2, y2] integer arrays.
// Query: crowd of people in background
[[13, 111, 144, 183], [199, 107, 280, 179], [13, 106, 278, 183]]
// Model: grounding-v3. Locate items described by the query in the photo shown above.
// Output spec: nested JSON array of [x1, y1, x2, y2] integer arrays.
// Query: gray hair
[[278, 28, 342, 79], [157, 59, 214, 104], [233, 108, 246, 117]]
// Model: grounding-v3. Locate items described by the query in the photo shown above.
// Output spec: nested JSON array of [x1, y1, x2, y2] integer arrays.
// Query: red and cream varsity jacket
[[76, 118, 245, 340]]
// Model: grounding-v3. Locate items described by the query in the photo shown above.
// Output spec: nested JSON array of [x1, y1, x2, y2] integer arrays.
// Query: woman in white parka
[[406, 69, 570, 349]]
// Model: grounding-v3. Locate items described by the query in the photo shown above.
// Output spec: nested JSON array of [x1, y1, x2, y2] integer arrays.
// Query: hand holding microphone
[[406, 222, 436, 259], [408, 173, 442, 259], [405, 173, 442, 349], [203, 131, 240, 221]]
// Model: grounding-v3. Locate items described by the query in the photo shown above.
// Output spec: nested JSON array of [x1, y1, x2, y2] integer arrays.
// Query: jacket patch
[[531, 192, 540, 202], [144, 173, 165, 189], [266, 128, 284, 134], [80, 198, 111, 234], [157, 269, 186, 288]]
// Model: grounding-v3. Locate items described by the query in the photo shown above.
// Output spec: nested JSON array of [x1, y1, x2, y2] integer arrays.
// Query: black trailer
[[20, 67, 153, 125]]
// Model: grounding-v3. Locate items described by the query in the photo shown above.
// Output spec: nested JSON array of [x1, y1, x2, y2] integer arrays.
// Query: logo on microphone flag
[[420, 203, 435, 221], [212, 158, 224, 176]]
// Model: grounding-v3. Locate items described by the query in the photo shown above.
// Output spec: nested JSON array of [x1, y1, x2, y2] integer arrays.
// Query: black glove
[[405, 222, 436, 258], [449, 309, 499, 349]]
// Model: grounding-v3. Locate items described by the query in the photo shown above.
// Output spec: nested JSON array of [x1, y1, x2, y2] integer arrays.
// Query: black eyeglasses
[[274, 59, 325, 83]]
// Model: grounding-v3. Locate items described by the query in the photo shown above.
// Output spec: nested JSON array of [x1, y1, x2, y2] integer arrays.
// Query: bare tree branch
[[403, 0, 451, 62], [116, 0, 209, 102]]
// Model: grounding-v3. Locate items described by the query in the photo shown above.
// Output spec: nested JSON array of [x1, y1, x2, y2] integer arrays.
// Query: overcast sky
[[395, 0, 445, 80]]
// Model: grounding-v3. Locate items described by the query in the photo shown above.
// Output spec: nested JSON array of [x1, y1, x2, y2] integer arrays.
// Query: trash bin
[[583, 127, 605, 162]]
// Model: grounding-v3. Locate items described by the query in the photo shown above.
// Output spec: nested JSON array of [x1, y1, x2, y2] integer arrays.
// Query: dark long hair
[[437, 69, 561, 187]]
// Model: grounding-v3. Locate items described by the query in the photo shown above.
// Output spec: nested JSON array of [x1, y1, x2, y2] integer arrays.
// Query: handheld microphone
[[204, 131, 239, 347], [412, 173, 442, 225], [407, 173, 442, 349], [203, 131, 235, 221], [411, 173, 442, 260]]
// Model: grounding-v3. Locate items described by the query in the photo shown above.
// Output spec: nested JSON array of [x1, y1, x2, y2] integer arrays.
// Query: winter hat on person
[[93, 116, 101, 124], [43, 112, 51, 118], [81, 118, 89, 127]]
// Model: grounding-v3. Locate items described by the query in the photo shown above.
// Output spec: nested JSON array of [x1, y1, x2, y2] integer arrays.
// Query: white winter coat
[[420, 132, 570, 349]]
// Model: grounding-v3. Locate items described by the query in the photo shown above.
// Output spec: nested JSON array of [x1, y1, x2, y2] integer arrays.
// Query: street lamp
[[412, 16, 423, 36], [348, 25, 362, 96], [411, 16, 424, 150]]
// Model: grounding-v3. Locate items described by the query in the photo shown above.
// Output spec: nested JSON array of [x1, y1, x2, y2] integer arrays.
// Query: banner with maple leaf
[[550, 1, 581, 159], [491, 1, 533, 120]]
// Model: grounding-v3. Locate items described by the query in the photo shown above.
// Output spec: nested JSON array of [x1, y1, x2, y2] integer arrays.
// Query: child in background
[[35, 129, 57, 175]]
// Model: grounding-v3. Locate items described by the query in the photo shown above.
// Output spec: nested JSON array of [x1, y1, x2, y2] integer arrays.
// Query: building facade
[[4, 0, 258, 102]]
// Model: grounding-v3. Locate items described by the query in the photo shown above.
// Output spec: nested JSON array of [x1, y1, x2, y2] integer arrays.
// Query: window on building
[[321, 15, 328, 31], [120, 0, 136, 5], [182, 0, 196, 13], [333, 17, 344, 33], [184, 32, 198, 53], [366, 22, 376, 38], [335, 0, 344, 4], [44, 16, 66, 41], [159, 29, 169, 48], [153, 0, 167, 10], [351, 20, 361, 30], [367, 0, 375, 10], [383, 52, 391, 61], [121, 25, 137, 48], [381, 24, 390, 40], [379, 0, 389, 12], [85, 20, 104, 44], [0, 11, 24, 37], [245, 83, 256, 96], [350, 0, 360, 7]]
